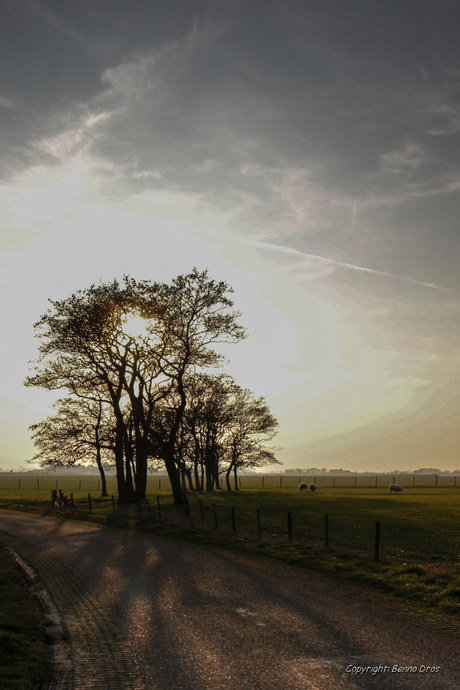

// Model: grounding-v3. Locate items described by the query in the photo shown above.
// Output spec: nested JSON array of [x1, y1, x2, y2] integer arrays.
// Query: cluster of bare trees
[[26, 269, 279, 504]]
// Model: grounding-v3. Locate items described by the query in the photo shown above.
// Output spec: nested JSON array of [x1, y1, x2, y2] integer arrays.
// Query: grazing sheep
[[309, 483, 317, 493], [298, 482, 307, 491], [389, 484, 403, 493]]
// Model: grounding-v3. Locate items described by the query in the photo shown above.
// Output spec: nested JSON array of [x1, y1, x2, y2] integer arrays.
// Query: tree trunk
[[134, 431, 148, 499], [193, 440, 201, 491], [96, 448, 109, 497], [94, 418, 109, 497], [124, 454, 136, 502], [233, 465, 239, 491], [179, 460, 188, 491], [135, 454, 147, 498], [163, 449, 185, 505], [185, 468, 194, 491], [115, 418, 129, 502], [121, 430, 136, 502], [194, 461, 201, 492]]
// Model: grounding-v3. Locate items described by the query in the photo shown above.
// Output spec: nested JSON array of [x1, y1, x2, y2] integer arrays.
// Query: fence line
[[35, 490, 458, 568], [1, 473, 459, 493]]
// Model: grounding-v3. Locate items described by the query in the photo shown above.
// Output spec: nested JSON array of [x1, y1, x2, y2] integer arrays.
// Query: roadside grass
[[0, 483, 459, 619], [0, 546, 49, 690]]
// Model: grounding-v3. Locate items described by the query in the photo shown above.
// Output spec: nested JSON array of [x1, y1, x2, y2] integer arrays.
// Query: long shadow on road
[[1, 511, 459, 690]]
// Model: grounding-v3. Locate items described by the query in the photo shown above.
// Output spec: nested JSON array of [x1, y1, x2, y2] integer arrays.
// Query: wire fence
[[18, 490, 456, 566], [1, 474, 458, 565]]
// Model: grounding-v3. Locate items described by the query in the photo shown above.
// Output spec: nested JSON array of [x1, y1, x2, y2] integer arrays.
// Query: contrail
[[219, 232, 457, 293], [1, 181, 455, 294]]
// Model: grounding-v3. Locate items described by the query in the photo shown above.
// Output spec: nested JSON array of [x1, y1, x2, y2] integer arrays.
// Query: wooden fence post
[[324, 514, 329, 548], [70, 493, 74, 512], [435, 475, 438, 488], [18, 478, 21, 489], [88, 493, 92, 513], [37, 478, 40, 490], [280, 477, 283, 489], [262, 477, 264, 489], [374, 521, 381, 562], [287, 512, 292, 543]]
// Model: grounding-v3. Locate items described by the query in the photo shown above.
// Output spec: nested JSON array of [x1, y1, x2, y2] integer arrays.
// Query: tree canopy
[[26, 269, 279, 503]]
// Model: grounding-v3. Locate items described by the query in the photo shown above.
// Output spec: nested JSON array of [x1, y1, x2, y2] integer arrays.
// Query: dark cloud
[[1, 0, 460, 288]]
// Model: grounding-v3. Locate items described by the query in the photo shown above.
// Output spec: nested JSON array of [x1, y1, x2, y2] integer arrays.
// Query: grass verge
[[0, 545, 49, 690]]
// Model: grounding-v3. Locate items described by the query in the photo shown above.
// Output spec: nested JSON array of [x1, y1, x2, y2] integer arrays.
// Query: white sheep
[[298, 482, 307, 491], [389, 484, 403, 493], [309, 483, 317, 493]]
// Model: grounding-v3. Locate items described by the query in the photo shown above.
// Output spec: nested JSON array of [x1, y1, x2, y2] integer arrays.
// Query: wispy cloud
[[428, 104, 460, 136], [377, 143, 425, 175], [32, 111, 112, 161], [29, 0, 86, 41], [0, 95, 19, 109], [3, 7, 460, 299]]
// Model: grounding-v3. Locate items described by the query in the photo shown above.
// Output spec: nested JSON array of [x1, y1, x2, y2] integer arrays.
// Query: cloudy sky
[[1, 0, 460, 472]]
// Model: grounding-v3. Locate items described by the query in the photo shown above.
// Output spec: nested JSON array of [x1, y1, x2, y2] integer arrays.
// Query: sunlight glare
[[123, 313, 149, 340]]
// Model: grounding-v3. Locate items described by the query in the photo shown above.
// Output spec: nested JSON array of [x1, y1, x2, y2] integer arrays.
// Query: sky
[[1, 0, 460, 472]]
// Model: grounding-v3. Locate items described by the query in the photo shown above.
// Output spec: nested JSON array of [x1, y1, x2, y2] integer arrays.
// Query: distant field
[[0, 475, 458, 552], [1, 474, 459, 617], [0, 471, 457, 494]]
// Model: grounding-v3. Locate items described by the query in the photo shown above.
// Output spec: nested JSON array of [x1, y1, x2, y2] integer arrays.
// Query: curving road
[[1, 510, 458, 689]]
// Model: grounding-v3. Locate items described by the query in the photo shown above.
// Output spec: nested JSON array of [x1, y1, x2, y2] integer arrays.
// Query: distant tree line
[[282, 468, 460, 475], [26, 270, 279, 504]]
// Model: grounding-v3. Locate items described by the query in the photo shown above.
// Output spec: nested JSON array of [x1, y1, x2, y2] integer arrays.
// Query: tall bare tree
[[179, 374, 280, 491], [222, 386, 279, 490], [29, 396, 115, 497]]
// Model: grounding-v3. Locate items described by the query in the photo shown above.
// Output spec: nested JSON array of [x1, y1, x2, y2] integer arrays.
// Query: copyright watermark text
[[345, 664, 440, 676]]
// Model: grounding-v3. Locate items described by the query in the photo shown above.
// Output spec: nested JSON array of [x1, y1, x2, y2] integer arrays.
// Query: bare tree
[[222, 386, 280, 490], [179, 375, 280, 491], [29, 396, 115, 497]]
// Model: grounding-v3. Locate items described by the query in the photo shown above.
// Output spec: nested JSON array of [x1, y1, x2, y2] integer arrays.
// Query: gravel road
[[1, 510, 458, 689]]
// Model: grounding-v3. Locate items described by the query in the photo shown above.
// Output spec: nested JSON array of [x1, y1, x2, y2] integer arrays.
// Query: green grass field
[[0, 475, 459, 619]]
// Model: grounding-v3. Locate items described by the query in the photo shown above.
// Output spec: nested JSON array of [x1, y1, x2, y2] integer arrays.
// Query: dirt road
[[1, 510, 458, 689]]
